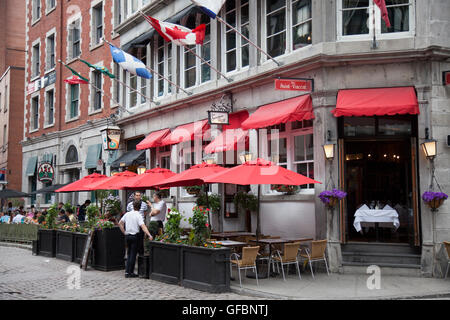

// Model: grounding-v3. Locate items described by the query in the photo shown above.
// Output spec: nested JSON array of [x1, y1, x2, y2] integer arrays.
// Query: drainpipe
[[56, 0, 64, 203]]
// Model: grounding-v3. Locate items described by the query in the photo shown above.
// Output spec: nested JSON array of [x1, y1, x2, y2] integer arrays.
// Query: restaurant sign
[[37, 162, 54, 182], [101, 128, 121, 150], [275, 78, 314, 92], [443, 71, 450, 86], [207, 93, 233, 125]]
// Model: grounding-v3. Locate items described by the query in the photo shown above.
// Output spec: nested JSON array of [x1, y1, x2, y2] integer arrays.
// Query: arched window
[[66, 145, 78, 163]]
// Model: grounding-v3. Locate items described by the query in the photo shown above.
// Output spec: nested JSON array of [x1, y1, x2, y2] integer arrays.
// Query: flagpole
[[371, 1, 377, 49], [58, 60, 132, 115], [111, 77, 159, 106], [215, 16, 281, 67], [137, 11, 233, 83], [103, 38, 193, 96]]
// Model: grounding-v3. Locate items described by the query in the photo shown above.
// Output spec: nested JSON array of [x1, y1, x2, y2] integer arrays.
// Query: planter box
[[73, 232, 88, 264], [56, 230, 74, 261], [32, 240, 39, 256], [138, 255, 150, 279], [37, 229, 56, 257], [148, 241, 231, 293], [91, 227, 125, 271]]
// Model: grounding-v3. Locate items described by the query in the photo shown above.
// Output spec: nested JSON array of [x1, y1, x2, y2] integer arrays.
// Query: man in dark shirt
[[78, 200, 91, 222]]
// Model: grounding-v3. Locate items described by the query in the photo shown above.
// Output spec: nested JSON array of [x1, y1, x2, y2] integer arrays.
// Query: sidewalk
[[230, 270, 450, 300]]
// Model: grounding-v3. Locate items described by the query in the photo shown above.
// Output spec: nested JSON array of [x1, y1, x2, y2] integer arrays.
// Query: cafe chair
[[230, 246, 260, 288], [444, 241, 450, 279], [270, 242, 302, 281], [299, 239, 330, 279]]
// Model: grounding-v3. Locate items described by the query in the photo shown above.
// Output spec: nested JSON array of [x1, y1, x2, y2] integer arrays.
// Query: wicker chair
[[230, 246, 260, 287], [299, 239, 330, 279], [270, 242, 302, 281], [444, 241, 450, 279]]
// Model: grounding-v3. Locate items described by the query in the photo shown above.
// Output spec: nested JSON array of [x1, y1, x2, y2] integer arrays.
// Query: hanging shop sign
[[101, 128, 122, 150], [443, 71, 450, 86], [275, 77, 314, 92], [207, 93, 233, 125], [37, 162, 54, 182], [0, 168, 6, 183]]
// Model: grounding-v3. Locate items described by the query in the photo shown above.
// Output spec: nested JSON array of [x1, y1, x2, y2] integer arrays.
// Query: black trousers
[[125, 234, 138, 275], [137, 229, 144, 256], [149, 221, 164, 238]]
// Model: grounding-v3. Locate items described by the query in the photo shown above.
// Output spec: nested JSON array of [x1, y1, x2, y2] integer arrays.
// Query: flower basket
[[319, 189, 347, 209], [422, 191, 448, 211], [184, 186, 202, 196], [271, 184, 299, 195]]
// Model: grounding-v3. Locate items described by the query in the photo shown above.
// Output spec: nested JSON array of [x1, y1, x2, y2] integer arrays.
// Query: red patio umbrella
[[202, 158, 321, 239], [88, 171, 138, 190], [55, 173, 108, 193], [123, 168, 177, 190]]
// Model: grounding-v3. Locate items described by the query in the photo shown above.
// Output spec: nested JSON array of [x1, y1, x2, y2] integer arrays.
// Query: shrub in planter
[[319, 189, 347, 209], [233, 191, 258, 213], [270, 184, 299, 195], [188, 206, 211, 247], [184, 185, 202, 196], [422, 191, 448, 211]]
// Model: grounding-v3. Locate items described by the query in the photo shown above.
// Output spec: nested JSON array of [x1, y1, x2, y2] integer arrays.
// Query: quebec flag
[[191, 0, 226, 19], [109, 44, 152, 79]]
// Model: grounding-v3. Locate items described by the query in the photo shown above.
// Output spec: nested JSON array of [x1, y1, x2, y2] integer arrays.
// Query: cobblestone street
[[0, 246, 257, 300]]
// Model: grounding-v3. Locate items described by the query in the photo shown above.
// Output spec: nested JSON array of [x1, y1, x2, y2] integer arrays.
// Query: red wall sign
[[444, 71, 450, 86], [275, 78, 313, 92]]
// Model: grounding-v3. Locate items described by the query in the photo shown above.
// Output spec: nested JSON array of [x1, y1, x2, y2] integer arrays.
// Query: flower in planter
[[271, 184, 299, 195], [319, 189, 347, 208], [422, 191, 448, 211]]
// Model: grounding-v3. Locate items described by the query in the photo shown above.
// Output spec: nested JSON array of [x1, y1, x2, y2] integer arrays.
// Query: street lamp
[[421, 128, 437, 160], [239, 151, 253, 163], [323, 130, 335, 161], [137, 165, 146, 175]]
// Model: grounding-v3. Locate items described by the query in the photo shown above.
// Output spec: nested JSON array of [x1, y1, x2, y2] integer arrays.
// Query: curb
[[0, 242, 32, 251]]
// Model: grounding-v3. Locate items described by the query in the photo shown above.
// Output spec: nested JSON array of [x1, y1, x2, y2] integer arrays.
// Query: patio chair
[[299, 239, 330, 279], [230, 246, 260, 288], [270, 242, 302, 281], [444, 241, 450, 279]]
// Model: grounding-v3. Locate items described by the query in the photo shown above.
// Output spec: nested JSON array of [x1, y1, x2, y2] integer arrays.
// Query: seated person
[[37, 211, 45, 224], [0, 212, 9, 223], [12, 211, 25, 224], [67, 208, 77, 223], [58, 209, 70, 223]]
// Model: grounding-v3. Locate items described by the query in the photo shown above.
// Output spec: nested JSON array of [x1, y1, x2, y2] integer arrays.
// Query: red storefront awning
[[241, 94, 314, 130], [332, 87, 419, 117], [160, 119, 210, 146], [204, 129, 248, 154], [136, 128, 171, 150]]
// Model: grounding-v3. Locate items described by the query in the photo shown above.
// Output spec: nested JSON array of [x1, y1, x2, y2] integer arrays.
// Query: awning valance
[[111, 150, 146, 168], [85, 144, 102, 169], [160, 120, 210, 146], [332, 87, 419, 117], [136, 128, 171, 150], [241, 94, 314, 130], [26, 156, 38, 177]]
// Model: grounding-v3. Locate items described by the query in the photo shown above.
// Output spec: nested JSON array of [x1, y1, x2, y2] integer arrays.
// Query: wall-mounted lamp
[[323, 130, 335, 161], [203, 154, 217, 165], [239, 151, 253, 164], [421, 128, 437, 160], [137, 165, 146, 175]]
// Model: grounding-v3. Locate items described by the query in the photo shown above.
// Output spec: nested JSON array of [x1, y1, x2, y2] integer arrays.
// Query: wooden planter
[[73, 232, 88, 264], [148, 241, 231, 293], [138, 255, 150, 279], [37, 229, 56, 258], [426, 198, 445, 211], [55, 230, 74, 261], [91, 227, 125, 271]]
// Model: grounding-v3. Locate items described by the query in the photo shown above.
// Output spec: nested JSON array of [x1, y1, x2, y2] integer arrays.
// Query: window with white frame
[[32, 0, 41, 22], [267, 120, 314, 191], [4, 86, 7, 113], [31, 96, 39, 131], [68, 19, 81, 59], [46, 0, 56, 12], [92, 3, 103, 45], [181, 13, 212, 88], [154, 36, 173, 98], [2, 125, 6, 146], [156, 145, 171, 170], [124, 0, 150, 19], [264, 0, 312, 59], [114, 0, 122, 26], [92, 70, 102, 111], [337, 0, 414, 40], [46, 33, 55, 70], [113, 62, 120, 103], [222, 0, 250, 73], [32, 43, 40, 78], [45, 89, 54, 126], [137, 47, 148, 104], [68, 84, 79, 119]]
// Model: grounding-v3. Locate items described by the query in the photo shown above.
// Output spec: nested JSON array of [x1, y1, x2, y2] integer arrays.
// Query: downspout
[[57, 0, 64, 203]]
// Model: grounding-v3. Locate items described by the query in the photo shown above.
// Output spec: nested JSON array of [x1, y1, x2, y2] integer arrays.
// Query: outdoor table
[[211, 232, 256, 239], [249, 238, 314, 278], [354, 204, 400, 241], [210, 240, 248, 248]]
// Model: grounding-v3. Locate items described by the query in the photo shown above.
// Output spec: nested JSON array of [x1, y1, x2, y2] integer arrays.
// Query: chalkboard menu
[[80, 230, 95, 270]]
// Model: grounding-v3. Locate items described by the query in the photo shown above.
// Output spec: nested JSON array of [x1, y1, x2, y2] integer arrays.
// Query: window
[[124, 0, 150, 19], [0, 93, 2, 112], [113, 62, 120, 103], [138, 48, 148, 104], [264, 0, 312, 59], [154, 36, 173, 97], [46, 34, 55, 70], [114, 0, 122, 26], [31, 96, 39, 130], [92, 70, 102, 111], [182, 13, 212, 88], [32, 0, 41, 22], [337, 0, 414, 40], [267, 120, 314, 191], [44, 181, 52, 204], [157, 146, 171, 170], [69, 84, 79, 119], [3, 125, 7, 146], [4, 86, 7, 112], [46, 0, 56, 12], [45, 89, 54, 126], [222, 0, 250, 73], [66, 145, 78, 163], [68, 19, 81, 59], [92, 3, 103, 45], [32, 43, 40, 78], [129, 73, 137, 108]]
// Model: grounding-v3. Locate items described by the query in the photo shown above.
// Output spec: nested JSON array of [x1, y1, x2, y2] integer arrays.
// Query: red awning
[[160, 119, 210, 146], [332, 87, 419, 117], [136, 128, 171, 150], [204, 129, 248, 154], [241, 94, 314, 130]]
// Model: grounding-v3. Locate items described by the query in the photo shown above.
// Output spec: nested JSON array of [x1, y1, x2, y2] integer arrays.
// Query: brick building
[[0, 0, 26, 195], [22, 0, 121, 207]]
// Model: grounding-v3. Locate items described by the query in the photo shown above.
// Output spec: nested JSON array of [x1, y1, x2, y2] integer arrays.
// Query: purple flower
[[422, 191, 448, 202], [319, 189, 347, 205]]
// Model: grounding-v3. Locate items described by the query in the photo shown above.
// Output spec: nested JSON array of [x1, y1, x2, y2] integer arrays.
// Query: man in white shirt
[[119, 200, 152, 278], [126, 191, 150, 257], [148, 192, 167, 237], [12, 211, 25, 224]]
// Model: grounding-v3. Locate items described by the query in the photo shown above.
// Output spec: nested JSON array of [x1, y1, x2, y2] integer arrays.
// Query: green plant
[[184, 185, 202, 195], [63, 202, 76, 215], [195, 192, 221, 213], [188, 206, 210, 247], [233, 191, 258, 212], [102, 194, 122, 217], [42, 203, 58, 229], [94, 219, 115, 230], [86, 205, 100, 228], [271, 184, 299, 195], [161, 207, 184, 242]]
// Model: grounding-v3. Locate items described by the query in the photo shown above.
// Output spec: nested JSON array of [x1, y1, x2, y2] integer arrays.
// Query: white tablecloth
[[353, 205, 400, 232]]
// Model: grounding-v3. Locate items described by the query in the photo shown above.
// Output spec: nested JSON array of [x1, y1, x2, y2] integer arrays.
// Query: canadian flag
[[374, 0, 391, 28], [143, 15, 206, 46]]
